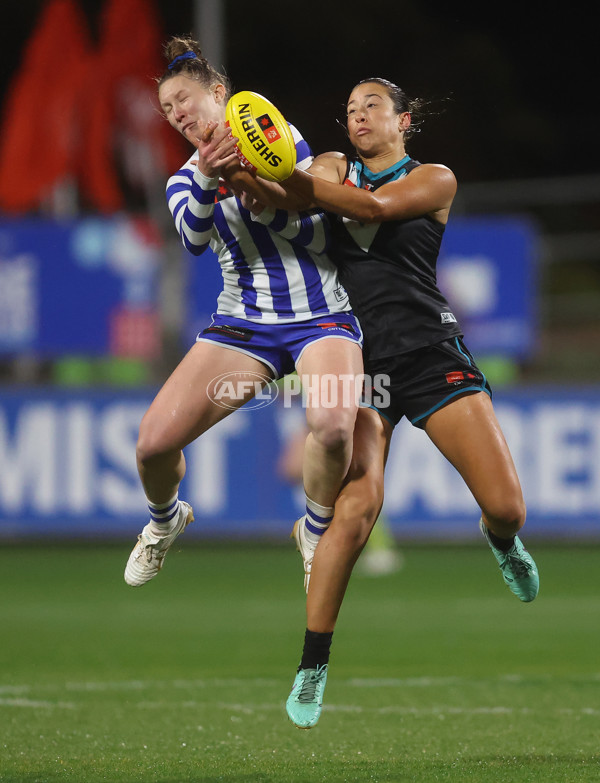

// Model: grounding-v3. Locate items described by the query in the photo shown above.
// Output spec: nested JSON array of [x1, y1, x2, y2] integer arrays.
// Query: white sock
[[148, 493, 179, 535], [304, 496, 334, 547]]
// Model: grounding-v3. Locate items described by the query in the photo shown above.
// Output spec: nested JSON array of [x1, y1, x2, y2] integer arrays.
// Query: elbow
[[190, 244, 209, 256], [362, 202, 386, 223], [183, 239, 209, 256], [346, 202, 384, 224], [179, 225, 211, 256]]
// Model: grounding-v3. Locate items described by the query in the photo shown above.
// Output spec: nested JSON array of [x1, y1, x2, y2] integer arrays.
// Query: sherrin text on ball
[[225, 91, 296, 182]]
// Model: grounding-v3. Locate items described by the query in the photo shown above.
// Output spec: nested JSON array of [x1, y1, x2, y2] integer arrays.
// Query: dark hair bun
[[164, 35, 205, 65]]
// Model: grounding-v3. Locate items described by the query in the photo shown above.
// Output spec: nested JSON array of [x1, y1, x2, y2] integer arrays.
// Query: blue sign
[[0, 217, 160, 355], [1, 386, 599, 540], [438, 216, 539, 358]]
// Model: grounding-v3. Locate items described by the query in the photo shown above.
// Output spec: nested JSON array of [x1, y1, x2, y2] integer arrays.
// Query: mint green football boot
[[480, 519, 539, 602], [286, 665, 328, 729]]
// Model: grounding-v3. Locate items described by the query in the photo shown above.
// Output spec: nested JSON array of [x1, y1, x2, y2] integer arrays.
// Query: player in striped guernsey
[[166, 120, 346, 323], [124, 37, 363, 588]]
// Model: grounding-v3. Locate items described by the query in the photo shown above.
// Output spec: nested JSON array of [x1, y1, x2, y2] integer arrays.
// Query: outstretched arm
[[285, 161, 457, 224], [222, 150, 347, 211], [223, 165, 310, 210]]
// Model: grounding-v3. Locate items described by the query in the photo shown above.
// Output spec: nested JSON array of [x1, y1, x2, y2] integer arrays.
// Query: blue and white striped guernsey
[[166, 124, 351, 323]]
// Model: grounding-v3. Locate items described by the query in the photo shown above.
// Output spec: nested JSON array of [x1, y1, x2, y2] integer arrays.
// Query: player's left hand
[[185, 121, 240, 178]]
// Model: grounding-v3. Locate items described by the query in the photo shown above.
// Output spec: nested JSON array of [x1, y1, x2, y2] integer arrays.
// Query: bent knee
[[307, 408, 356, 451], [136, 415, 177, 467]]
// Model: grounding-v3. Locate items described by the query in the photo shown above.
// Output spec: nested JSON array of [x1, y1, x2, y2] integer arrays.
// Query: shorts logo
[[441, 312, 457, 324], [202, 324, 254, 342], [446, 370, 476, 384], [256, 113, 281, 143], [318, 322, 355, 333]]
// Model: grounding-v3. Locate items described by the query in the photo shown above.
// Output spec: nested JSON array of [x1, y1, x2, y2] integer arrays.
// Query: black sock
[[299, 629, 333, 671], [487, 529, 515, 552]]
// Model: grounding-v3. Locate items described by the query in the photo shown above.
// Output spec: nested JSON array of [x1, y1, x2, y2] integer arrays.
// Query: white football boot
[[124, 501, 194, 587], [291, 516, 317, 594]]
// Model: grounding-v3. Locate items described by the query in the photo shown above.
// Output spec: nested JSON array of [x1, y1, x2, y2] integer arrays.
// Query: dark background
[[2, 1, 597, 184]]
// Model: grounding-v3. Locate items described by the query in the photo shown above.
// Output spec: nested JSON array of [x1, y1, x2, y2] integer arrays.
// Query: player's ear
[[398, 111, 411, 133], [213, 83, 227, 104]]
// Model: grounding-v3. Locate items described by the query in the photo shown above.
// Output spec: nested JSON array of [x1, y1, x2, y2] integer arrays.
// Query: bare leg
[[425, 391, 538, 602], [285, 408, 391, 728], [424, 392, 526, 537], [295, 339, 363, 508], [306, 408, 392, 632], [136, 341, 272, 503]]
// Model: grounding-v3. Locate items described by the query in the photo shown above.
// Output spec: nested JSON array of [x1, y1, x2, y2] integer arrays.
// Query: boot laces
[[502, 552, 532, 579], [298, 666, 326, 703]]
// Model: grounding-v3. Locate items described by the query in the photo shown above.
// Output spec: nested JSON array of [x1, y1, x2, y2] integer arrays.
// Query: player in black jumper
[[277, 78, 540, 728]]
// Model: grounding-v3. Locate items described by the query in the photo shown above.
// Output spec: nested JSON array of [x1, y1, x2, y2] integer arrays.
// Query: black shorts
[[363, 336, 492, 429]]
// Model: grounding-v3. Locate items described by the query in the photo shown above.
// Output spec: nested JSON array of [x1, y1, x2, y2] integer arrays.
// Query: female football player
[[123, 37, 363, 587], [283, 78, 540, 728], [230, 77, 539, 728]]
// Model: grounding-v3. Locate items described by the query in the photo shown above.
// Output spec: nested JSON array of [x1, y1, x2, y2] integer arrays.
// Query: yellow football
[[225, 91, 296, 182]]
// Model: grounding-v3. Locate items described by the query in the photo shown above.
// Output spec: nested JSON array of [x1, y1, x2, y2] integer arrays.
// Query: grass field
[[1, 538, 600, 782]]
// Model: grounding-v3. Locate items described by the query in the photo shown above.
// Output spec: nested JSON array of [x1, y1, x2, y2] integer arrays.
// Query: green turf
[[1, 540, 599, 782]]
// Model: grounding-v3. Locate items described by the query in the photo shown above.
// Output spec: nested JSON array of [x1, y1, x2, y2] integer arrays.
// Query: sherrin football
[[225, 91, 296, 182]]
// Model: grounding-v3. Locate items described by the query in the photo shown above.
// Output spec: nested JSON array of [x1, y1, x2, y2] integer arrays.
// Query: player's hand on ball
[[185, 121, 240, 178]]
